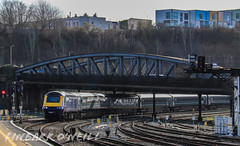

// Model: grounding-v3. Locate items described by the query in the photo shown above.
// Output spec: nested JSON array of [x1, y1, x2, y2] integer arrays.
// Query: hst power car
[[42, 91, 230, 121]]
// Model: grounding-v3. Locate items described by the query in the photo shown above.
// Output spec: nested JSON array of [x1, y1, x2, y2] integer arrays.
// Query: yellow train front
[[42, 91, 65, 120]]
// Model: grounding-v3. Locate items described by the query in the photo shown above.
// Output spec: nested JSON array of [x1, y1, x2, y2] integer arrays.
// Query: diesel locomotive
[[42, 91, 230, 121]]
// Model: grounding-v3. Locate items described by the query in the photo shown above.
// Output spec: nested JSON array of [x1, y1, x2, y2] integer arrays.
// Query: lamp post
[[1, 47, 3, 65], [68, 51, 74, 66], [10, 45, 14, 65]]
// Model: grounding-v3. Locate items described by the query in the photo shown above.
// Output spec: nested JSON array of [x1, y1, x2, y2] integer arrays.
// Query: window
[[180, 13, 183, 22], [173, 12, 178, 19], [212, 14, 215, 20], [184, 21, 188, 27], [213, 22, 216, 26], [47, 97, 60, 103], [164, 20, 170, 26], [200, 21, 204, 26], [200, 13, 203, 19], [236, 13, 240, 19], [166, 12, 170, 19], [173, 20, 178, 26], [226, 15, 230, 22], [184, 13, 188, 20]]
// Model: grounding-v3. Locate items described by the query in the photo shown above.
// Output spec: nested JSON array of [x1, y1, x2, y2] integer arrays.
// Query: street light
[[10, 45, 14, 65], [68, 51, 74, 66]]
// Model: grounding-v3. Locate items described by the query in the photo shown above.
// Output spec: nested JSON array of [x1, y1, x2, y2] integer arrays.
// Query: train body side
[[42, 91, 231, 121]]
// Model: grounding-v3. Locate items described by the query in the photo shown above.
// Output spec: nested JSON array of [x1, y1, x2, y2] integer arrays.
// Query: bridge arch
[[16, 53, 188, 78]]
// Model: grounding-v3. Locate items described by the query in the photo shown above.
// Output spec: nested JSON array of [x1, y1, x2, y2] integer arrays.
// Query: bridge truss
[[16, 53, 188, 78]]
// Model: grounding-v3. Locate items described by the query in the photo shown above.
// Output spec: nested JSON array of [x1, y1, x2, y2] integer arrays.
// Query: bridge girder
[[16, 53, 188, 78]]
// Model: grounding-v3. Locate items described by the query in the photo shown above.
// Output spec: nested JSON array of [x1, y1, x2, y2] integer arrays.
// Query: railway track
[[173, 123, 214, 132], [118, 121, 178, 145], [39, 121, 64, 146], [18, 108, 233, 145], [78, 121, 144, 146], [142, 121, 240, 145], [118, 121, 239, 146]]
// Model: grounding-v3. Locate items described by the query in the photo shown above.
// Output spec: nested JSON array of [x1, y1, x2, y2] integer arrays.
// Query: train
[[42, 91, 230, 121]]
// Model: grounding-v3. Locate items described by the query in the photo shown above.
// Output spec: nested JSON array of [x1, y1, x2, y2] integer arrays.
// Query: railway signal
[[1, 90, 6, 98], [17, 80, 24, 124], [198, 56, 205, 70]]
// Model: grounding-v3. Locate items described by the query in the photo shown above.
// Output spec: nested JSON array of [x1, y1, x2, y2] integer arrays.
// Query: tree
[[119, 20, 128, 29], [0, 0, 33, 29], [83, 13, 88, 17], [32, 0, 62, 29], [28, 27, 36, 62]]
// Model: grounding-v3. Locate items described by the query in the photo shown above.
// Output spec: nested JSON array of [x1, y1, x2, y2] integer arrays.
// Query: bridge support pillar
[[152, 93, 156, 121], [230, 92, 234, 130], [198, 93, 202, 122], [234, 76, 239, 136]]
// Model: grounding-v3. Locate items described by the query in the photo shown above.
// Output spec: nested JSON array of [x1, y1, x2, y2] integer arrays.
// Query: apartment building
[[63, 14, 113, 30], [156, 9, 240, 28], [156, 9, 189, 27]]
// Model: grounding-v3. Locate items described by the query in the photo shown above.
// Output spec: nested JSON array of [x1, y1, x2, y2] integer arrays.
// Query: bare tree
[[28, 27, 36, 62], [0, 0, 33, 29], [32, 0, 62, 29]]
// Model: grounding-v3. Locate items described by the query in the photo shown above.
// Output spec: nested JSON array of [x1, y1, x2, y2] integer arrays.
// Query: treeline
[[1, 24, 240, 68]]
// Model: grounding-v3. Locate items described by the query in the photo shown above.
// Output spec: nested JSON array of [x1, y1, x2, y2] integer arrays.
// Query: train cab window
[[47, 96, 60, 102]]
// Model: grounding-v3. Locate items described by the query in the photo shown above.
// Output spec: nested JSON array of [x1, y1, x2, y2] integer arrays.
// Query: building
[[155, 9, 190, 27], [63, 14, 114, 30], [209, 11, 218, 27], [218, 11, 224, 27], [127, 18, 152, 30], [189, 10, 209, 28], [224, 10, 234, 28], [232, 9, 240, 27], [156, 9, 240, 28]]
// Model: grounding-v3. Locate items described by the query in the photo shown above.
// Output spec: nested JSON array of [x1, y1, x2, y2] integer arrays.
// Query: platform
[[0, 121, 49, 146]]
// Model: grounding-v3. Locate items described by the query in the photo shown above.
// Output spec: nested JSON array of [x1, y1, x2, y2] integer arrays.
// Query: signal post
[[185, 54, 240, 136]]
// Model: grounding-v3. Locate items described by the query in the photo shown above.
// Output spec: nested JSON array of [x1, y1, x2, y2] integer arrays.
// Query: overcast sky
[[1, 0, 240, 24]]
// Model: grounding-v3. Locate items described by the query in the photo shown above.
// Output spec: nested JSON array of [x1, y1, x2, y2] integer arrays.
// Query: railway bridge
[[14, 53, 232, 119]]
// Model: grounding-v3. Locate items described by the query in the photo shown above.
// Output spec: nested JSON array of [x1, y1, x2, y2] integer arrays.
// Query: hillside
[[0, 26, 240, 68]]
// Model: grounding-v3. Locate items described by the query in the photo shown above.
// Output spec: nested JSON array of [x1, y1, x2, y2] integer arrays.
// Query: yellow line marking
[[0, 129, 17, 146]]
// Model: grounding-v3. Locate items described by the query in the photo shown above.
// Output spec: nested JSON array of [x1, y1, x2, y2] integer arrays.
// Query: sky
[[1, 0, 240, 24]]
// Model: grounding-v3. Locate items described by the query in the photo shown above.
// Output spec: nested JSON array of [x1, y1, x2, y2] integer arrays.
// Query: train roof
[[46, 91, 105, 97], [138, 94, 171, 98]]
